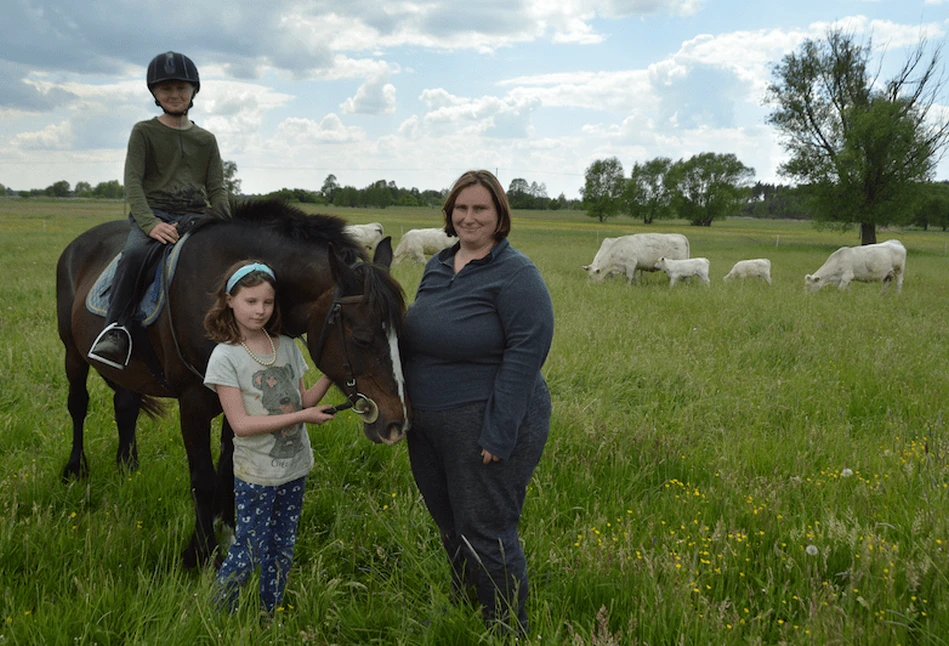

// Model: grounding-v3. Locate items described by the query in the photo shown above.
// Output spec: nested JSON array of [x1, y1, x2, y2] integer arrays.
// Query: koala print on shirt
[[252, 364, 305, 459]]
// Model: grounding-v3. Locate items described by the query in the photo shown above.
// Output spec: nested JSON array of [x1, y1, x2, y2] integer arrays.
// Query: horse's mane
[[196, 198, 403, 324], [195, 198, 366, 264]]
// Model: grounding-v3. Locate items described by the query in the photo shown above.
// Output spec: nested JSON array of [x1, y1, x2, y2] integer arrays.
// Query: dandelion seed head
[[841, 468, 853, 477], [806, 544, 819, 556]]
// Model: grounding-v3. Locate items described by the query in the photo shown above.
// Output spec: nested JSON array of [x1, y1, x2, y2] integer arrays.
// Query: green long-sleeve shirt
[[123, 117, 230, 233]]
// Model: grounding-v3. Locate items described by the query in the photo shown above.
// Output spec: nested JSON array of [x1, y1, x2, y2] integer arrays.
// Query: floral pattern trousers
[[214, 475, 306, 613]]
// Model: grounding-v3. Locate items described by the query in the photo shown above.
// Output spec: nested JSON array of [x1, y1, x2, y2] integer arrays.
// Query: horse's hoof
[[61, 458, 89, 481]]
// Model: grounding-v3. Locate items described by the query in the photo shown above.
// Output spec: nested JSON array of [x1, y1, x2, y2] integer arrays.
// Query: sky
[[2, 0, 948, 200]]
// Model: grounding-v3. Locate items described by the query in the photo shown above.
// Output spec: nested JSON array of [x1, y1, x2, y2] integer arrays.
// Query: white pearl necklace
[[240, 329, 276, 366]]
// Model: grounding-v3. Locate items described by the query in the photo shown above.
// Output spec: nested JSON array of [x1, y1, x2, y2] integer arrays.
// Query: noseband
[[312, 288, 380, 423]]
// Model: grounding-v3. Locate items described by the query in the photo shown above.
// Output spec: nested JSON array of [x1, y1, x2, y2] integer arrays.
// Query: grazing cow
[[655, 256, 711, 287], [344, 222, 385, 254], [393, 228, 458, 264], [723, 258, 772, 285], [582, 233, 690, 284], [804, 239, 906, 293]]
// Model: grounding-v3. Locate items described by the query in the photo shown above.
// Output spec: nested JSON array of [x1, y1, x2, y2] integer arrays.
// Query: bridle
[[311, 287, 380, 423]]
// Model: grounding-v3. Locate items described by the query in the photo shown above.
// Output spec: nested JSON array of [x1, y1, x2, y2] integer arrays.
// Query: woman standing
[[402, 170, 555, 635]]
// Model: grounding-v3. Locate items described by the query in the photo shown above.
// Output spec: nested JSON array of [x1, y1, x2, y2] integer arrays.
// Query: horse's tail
[[140, 395, 169, 419]]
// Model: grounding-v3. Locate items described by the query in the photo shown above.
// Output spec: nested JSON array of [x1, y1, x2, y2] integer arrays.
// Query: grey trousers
[[106, 209, 194, 325], [407, 380, 551, 634]]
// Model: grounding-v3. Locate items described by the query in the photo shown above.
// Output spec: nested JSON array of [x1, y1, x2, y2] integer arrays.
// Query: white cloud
[[415, 90, 540, 138], [275, 114, 365, 145], [341, 74, 398, 115], [12, 120, 73, 151]]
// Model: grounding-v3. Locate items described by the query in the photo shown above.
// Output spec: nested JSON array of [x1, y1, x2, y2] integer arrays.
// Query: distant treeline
[[4, 175, 948, 230], [742, 181, 949, 231]]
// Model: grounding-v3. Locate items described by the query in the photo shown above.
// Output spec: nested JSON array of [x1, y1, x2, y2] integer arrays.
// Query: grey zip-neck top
[[403, 238, 555, 460]]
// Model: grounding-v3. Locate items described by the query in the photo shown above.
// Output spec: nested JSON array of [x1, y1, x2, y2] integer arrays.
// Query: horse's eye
[[351, 332, 375, 348]]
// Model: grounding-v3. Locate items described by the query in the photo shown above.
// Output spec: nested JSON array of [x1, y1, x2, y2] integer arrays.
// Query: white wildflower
[[806, 544, 819, 556], [841, 468, 853, 478]]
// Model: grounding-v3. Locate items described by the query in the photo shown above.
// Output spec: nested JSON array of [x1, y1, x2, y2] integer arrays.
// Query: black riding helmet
[[147, 51, 200, 94]]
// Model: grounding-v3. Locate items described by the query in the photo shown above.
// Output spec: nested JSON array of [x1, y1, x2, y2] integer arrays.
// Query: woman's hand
[[481, 448, 500, 464]]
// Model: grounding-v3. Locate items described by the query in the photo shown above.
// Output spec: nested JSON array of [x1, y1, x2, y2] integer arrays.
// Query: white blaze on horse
[[805, 239, 906, 293], [583, 233, 690, 284], [393, 228, 458, 264]]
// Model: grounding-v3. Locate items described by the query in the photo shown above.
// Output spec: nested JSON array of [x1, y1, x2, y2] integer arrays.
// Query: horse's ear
[[328, 243, 361, 295], [372, 237, 393, 270]]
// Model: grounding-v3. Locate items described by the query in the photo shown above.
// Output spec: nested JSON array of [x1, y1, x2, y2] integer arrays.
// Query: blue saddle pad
[[85, 232, 190, 326]]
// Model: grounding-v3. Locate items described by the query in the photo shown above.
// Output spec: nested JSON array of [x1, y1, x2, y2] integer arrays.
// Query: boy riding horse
[[88, 51, 230, 369]]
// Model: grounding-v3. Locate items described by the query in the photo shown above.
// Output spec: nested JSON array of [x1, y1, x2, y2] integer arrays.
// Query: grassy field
[[1, 198, 948, 645]]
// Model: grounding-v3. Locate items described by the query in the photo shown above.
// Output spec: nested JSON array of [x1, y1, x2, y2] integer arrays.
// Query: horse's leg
[[63, 345, 91, 480], [215, 416, 235, 529], [113, 387, 141, 471], [178, 389, 221, 569]]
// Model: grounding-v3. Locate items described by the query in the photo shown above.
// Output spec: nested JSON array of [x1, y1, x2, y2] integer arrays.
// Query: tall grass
[[1, 199, 947, 644]]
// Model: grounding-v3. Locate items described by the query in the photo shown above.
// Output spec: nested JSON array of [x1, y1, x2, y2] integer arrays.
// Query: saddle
[[86, 231, 191, 325]]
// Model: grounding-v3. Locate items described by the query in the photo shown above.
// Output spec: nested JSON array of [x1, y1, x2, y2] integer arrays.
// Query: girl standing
[[203, 260, 335, 613]]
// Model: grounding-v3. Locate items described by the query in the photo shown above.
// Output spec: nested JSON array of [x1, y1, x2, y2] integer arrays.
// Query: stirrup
[[87, 323, 132, 369]]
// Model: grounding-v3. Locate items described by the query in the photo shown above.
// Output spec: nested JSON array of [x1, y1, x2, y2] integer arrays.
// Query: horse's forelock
[[354, 263, 406, 331]]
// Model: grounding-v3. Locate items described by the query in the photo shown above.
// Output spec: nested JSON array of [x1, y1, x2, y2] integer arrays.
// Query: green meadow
[[1, 198, 948, 645]]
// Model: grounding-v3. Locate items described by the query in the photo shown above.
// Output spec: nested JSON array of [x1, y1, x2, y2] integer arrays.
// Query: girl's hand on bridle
[[303, 405, 335, 425]]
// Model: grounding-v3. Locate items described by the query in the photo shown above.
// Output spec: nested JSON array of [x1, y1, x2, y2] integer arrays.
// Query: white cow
[[723, 258, 772, 285], [655, 256, 711, 287], [804, 239, 906, 293], [582, 233, 690, 284], [393, 228, 458, 264], [344, 222, 385, 254]]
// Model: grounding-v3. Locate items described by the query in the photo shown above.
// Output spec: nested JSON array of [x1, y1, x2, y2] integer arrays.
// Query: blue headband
[[226, 263, 275, 294]]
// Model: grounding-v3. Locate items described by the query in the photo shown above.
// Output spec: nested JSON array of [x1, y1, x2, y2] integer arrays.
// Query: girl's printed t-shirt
[[204, 336, 314, 486]]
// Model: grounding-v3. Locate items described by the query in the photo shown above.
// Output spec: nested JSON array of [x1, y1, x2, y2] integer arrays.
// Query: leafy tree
[[93, 180, 124, 199], [668, 153, 754, 226], [508, 178, 529, 195], [46, 180, 71, 197], [74, 181, 93, 197], [910, 181, 949, 231], [265, 187, 319, 203], [364, 179, 392, 208], [741, 182, 811, 219], [626, 157, 674, 224], [321, 174, 340, 202], [580, 157, 625, 222], [333, 185, 359, 207], [223, 160, 242, 196], [507, 178, 532, 209], [766, 28, 949, 244]]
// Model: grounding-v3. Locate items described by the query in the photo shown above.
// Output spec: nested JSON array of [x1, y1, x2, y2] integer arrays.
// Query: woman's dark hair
[[442, 170, 511, 241], [204, 260, 283, 344]]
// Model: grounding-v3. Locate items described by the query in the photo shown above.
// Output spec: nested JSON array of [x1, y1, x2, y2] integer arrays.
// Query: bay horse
[[56, 199, 410, 567]]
